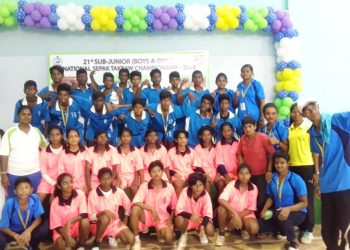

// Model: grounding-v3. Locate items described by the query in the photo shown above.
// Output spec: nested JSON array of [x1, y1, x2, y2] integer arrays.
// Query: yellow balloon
[[276, 71, 283, 81], [99, 15, 108, 26], [291, 76, 301, 86], [91, 8, 102, 19], [275, 81, 284, 92], [283, 81, 294, 91], [293, 69, 302, 77], [223, 4, 231, 10], [221, 23, 229, 31], [101, 26, 108, 32], [216, 6, 225, 17], [107, 9, 117, 19], [294, 82, 303, 93], [282, 68, 293, 80], [107, 21, 117, 31], [91, 20, 101, 31], [216, 18, 225, 29], [228, 18, 239, 29], [231, 6, 241, 17]]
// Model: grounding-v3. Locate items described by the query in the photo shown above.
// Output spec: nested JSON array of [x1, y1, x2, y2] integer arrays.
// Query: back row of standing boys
[[0, 65, 349, 250]]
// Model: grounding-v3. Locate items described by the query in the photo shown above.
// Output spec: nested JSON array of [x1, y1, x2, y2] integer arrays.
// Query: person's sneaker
[[91, 242, 99, 250], [158, 238, 166, 243], [241, 230, 250, 240], [215, 235, 225, 246], [300, 231, 313, 244], [198, 226, 208, 244], [76, 247, 85, 250], [276, 234, 287, 240], [132, 235, 141, 250], [177, 232, 187, 250], [108, 236, 118, 247], [288, 241, 299, 250]]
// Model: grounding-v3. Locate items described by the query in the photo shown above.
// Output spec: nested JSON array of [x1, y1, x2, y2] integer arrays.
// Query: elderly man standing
[[0, 106, 47, 197], [301, 100, 350, 250]]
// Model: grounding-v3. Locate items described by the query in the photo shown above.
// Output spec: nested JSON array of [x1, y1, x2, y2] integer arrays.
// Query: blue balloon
[[274, 32, 285, 42], [175, 3, 185, 12], [266, 13, 276, 24], [146, 26, 154, 33], [267, 6, 275, 13], [115, 6, 124, 15], [50, 4, 57, 11], [288, 90, 299, 102], [52, 25, 60, 32], [208, 13, 218, 24], [116, 15, 124, 26], [83, 5, 92, 12], [206, 24, 215, 32], [85, 26, 92, 32], [277, 90, 288, 99], [208, 4, 216, 12], [176, 24, 184, 31], [263, 24, 272, 32], [49, 13, 59, 25], [117, 27, 124, 32], [81, 13, 92, 25], [236, 24, 244, 31], [145, 5, 153, 12], [145, 13, 155, 25], [239, 12, 248, 23], [277, 62, 288, 71], [15, 9, 25, 22], [239, 5, 246, 12], [176, 12, 185, 24], [18, 0, 26, 8]]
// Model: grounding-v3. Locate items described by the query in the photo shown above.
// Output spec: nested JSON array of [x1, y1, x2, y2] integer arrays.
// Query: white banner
[[49, 51, 209, 87]]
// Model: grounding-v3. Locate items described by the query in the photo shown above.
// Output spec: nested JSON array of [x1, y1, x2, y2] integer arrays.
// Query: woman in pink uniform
[[85, 131, 120, 193], [50, 173, 90, 250], [139, 128, 168, 182], [216, 164, 259, 246], [37, 126, 65, 202], [57, 129, 87, 194], [88, 167, 134, 250]]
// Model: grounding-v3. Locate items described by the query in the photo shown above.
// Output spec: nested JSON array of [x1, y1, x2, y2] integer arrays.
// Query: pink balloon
[[153, 19, 162, 30], [161, 24, 168, 31], [39, 4, 51, 17], [168, 18, 178, 29], [167, 7, 178, 18], [152, 8, 162, 18], [160, 13, 170, 24], [35, 22, 41, 28], [40, 17, 51, 28], [281, 16, 293, 29], [272, 19, 281, 32], [275, 10, 285, 20], [31, 10, 42, 22], [24, 16, 35, 27], [33, 2, 42, 10], [23, 3, 34, 14]]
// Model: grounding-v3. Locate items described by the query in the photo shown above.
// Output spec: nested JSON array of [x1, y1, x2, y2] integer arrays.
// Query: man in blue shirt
[[72, 68, 94, 106], [14, 80, 48, 133], [148, 90, 185, 149], [140, 68, 165, 105], [0, 177, 49, 250], [38, 65, 65, 102], [301, 100, 350, 250]]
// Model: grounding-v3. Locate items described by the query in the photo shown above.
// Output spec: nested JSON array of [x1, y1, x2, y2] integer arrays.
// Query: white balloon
[[66, 2, 76, 12], [277, 48, 286, 57], [184, 18, 194, 29], [199, 18, 209, 29], [74, 6, 84, 17], [183, 7, 191, 16], [76, 20, 85, 30], [66, 13, 76, 25], [192, 13, 201, 24], [56, 6, 65, 18], [57, 19, 68, 30], [202, 6, 211, 17], [274, 42, 280, 50], [279, 37, 291, 48], [191, 24, 199, 31], [68, 25, 76, 31]]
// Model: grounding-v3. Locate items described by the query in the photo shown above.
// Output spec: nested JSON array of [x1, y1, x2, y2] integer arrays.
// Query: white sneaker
[[158, 238, 166, 243], [177, 232, 187, 250], [108, 236, 118, 247], [132, 235, 141, 250], [276, 234, 287, 240], [91, 246, 99, 250], [300, 231, 313, 244], [287, 241, 299, 250], [198, 226, 208, 244], [76, 247, 85, 250], [215, 235, 225, 246], [241, 230, 250, 240]]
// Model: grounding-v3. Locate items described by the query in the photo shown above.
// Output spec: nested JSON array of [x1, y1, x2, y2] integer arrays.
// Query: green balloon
[[246, 8, 255, 18], [131, 6, 139, 14], [130, 15, 140, 26], [251, 23, 258, 32], [123, 20, 132, 31], [258, 19, 268, 29], [252, 13, 262, 23], [138, 8, 147, 19], [259, 7, 269, 17], [282, 97, 294, 108], [132, 27, 139, 33], [277, 114, 287, 120], [244, 19, 254, 31], [0, 16, 4, 24], [123, 9, 132, 19], [0, 6, 10, 18], [138, 20, 147, 30], [7, 1, 18, 12], [274, 98, 283, 108], [4, 16, 15, 27], [279, 106, 290, 116]]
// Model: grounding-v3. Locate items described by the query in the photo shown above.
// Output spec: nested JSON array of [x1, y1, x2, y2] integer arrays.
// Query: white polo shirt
[[0, 125, 47, 175]]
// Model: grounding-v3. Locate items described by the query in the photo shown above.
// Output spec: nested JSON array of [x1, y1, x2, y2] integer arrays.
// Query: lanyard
[[17, 209, 30, 229], [241, 82, 252, 99], [277, 177, 286, 202], [162, 113, 169, 133], [60, 105, 70, 128], [314, 137, 324, 155]]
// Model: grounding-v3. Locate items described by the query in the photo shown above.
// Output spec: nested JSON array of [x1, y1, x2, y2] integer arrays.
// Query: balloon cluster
[[244, 7, 268, 32], [215, 4, 240, 31], [56, 3, 84, 31], [263, 7, 276, 32], [174, 3, 184, 31], [123, 6, 147, 32], [0, 0, 17, 27], [19, 1, 51, 29], [275, 68, 302, 93], [276, 37, 301, 63], [274, 96, 294, 120], [81, 5, 92, 31], [144, 4, 154, 32], [90, 6, 117, 32], [115, 6, 124, 32], [272, 10, 292, 33], [152, 5, 178, 31], [183, 4, 210, 31], [206, 4, 216, 32]]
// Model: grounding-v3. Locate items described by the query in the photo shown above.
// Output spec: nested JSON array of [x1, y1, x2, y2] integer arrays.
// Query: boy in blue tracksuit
[[38, 65, 64, 102], [140, 68, 165, 105]]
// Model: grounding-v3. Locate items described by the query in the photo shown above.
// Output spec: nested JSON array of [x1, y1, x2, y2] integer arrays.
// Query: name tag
[[240, 102, 246, 111]]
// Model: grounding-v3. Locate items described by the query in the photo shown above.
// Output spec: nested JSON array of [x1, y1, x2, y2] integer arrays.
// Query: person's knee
[[205, 222, 215, 236], [131, 205, 141, 217], [120, 230, 135, 245], [163, 230, 173, 244], [248, 221, 259, 235], [217, 205, 226, 217], [98, 214, 111, 225], [55, 238, 66, 250]]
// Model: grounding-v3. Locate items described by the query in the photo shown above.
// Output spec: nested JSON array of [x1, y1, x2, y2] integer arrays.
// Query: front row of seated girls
[[0, 151, 307, 250]]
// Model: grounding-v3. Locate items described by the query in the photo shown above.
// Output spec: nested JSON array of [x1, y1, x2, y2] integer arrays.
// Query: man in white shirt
[[0, 106, 47, 197]]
